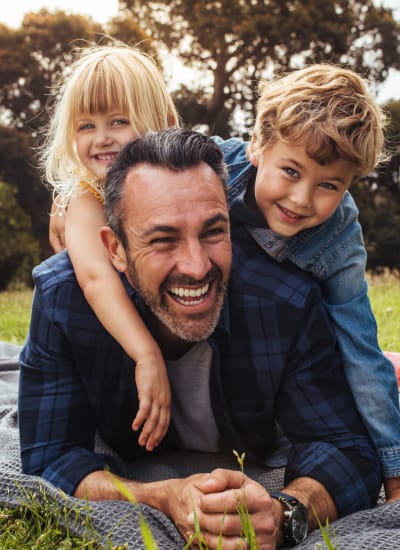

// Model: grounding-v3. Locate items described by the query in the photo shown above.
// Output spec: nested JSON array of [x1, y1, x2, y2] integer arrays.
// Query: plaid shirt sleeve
[[18, 254, 124, 494]]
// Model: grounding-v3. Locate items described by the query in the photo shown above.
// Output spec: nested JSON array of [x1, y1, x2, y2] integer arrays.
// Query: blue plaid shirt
[[18, 222, 381, 517]]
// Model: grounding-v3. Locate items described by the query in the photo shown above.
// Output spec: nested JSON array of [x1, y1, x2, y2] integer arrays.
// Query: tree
[[0, 10, 153, 262], [0, 181, 40, 289], [0, 9, 153, 135], [121, 0, 400, 136]]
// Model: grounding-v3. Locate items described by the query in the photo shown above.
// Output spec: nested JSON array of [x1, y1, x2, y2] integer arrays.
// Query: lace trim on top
[[79, 179, 105, 205]]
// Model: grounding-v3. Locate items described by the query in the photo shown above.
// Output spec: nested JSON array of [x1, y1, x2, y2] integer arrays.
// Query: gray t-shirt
[[166, 341, 220, 451]]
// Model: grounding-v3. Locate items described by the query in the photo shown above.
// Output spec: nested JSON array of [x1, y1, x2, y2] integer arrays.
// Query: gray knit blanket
[[1, 341, 399, 549]]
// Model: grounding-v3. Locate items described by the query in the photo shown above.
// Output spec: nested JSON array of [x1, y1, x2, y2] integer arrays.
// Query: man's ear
[[247, 135, 261, 167], [100, 226, 127, 273]]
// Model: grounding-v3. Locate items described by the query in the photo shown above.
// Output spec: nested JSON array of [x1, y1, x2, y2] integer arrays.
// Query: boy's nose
[[291, 184, 312, 209]]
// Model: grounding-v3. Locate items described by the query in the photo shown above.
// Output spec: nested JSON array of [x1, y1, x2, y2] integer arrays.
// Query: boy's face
[[248, 139, 356, 238]]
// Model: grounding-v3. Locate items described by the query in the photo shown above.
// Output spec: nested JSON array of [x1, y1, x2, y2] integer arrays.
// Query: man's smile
[[167, 282, 211, 306]]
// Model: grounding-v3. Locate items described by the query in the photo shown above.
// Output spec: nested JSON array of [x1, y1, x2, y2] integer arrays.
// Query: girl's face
[[75, 111, 138, 181], [248, 138, 355, 237]]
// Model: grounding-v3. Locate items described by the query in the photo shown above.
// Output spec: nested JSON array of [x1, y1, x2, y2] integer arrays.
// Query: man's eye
[[204, 227, 225, 239], [150, 237, 175, 245]]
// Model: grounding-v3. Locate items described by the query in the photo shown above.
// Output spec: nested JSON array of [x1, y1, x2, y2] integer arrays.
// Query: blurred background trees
[[0, 0, 399, 288]]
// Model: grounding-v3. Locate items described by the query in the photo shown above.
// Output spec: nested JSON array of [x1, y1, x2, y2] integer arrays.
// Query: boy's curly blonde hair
[[252, 63, 389, 179]]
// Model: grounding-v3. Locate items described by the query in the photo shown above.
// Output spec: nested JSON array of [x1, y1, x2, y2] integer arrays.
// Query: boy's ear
[[100, 226, 127, 273], [247, 135, 261, 167]]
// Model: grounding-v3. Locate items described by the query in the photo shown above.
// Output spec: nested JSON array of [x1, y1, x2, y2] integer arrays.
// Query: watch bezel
[[271, 491, 308, 546]]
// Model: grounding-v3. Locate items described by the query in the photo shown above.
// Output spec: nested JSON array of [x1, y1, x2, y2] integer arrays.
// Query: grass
[[0, 482, 127, 549], [366, 270, 400, 351], [1, 271, 399, 349], [0, 288, 32, 345]]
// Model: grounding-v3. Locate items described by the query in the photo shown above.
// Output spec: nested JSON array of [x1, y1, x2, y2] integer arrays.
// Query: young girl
[[42, 40, 179, 451]]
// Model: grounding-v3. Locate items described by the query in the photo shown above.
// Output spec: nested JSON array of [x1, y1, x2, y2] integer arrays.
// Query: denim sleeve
[[306, 200, 400, 478], [324, 284, 400, 478]]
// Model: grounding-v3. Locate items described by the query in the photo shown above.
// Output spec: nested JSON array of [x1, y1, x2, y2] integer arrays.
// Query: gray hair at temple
[[104, 128, 228, 248]]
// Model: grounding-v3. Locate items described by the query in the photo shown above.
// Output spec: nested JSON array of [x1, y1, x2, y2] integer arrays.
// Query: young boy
[[214, 63, 400, 501]]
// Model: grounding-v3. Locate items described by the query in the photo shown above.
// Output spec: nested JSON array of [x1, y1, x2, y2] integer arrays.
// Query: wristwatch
[[270, 491, 308, 546]]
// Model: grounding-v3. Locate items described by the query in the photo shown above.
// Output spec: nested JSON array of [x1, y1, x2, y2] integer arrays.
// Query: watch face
[[292, 503, 308, 543]]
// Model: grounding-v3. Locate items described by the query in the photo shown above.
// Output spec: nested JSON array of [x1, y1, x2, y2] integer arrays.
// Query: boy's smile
[[248, 140, 355, 237]]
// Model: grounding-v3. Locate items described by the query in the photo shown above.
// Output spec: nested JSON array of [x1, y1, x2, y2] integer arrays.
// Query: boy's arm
[[65, 191, 171, 450]]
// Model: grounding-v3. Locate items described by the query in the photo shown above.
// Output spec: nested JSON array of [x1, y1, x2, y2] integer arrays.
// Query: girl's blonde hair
[[252, 63, 389, 179], [40, 40, 179, 204]]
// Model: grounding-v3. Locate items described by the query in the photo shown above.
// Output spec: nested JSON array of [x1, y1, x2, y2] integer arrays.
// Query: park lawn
[[367, 271, 400, 351], [0, 288, 33, 345], [0, 273, 398, 549], [0, 271, 399, 349]]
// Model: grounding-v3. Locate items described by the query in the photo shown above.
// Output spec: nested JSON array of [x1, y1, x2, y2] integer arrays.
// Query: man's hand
[[191, 469, 279, 549]]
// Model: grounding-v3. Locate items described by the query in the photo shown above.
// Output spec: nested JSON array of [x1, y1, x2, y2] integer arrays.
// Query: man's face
[[115, 162, 231, 344]]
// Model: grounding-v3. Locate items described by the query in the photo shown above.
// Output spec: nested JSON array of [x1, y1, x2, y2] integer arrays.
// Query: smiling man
[[19, 128, 381, 549]]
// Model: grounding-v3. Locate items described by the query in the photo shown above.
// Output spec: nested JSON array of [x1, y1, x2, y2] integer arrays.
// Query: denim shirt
[[214, 136, 400, 477]]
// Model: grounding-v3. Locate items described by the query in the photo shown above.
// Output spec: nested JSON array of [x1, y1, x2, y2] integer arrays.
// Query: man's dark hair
[[105, 128, 228, 247]]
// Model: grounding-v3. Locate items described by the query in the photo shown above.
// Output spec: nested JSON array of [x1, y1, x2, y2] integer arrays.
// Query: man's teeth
[[169, 283, 209, 301]]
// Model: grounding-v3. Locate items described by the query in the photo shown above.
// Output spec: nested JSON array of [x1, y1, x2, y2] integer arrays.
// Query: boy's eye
[[285, 167, 299, 178], [320, 182, 339, 191]]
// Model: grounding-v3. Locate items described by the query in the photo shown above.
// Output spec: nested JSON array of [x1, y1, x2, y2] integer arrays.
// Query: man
[[19, 128, 381, 549]]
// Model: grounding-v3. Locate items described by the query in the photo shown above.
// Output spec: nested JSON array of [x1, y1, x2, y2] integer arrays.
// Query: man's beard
[[126, 259, 227, 343]]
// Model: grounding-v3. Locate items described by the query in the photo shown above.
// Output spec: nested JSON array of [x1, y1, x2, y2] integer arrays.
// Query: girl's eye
[[78, 122, 94, 131], [112, 118, 129, 126]]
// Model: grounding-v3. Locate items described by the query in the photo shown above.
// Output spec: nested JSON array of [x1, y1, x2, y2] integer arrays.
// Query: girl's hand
[[132, 352, 171, 451]]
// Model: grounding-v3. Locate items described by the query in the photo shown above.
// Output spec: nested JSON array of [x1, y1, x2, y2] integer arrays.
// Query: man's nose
[[176, 240, 212, 280]]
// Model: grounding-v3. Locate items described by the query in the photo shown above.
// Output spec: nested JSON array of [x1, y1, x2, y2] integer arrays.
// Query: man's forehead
[[123, 162, 229, 231]]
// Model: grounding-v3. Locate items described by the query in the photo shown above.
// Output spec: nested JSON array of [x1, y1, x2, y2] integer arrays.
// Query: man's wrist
[[270, 492, 308, 547]]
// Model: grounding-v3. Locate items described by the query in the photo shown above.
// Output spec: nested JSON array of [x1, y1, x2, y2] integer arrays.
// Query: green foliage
[[0, 182, 40, 290], [0, 483, 127, 549], [122, 0, 400, 135]]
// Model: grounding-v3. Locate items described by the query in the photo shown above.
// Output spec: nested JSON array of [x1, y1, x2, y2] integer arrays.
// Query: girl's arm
[[49, 198, 66, 252], [65, 190, 171, 451]]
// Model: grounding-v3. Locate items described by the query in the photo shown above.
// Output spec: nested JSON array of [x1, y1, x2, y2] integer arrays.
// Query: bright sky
[[1, 0, 400, 102], [0, 0, 119, 27]]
